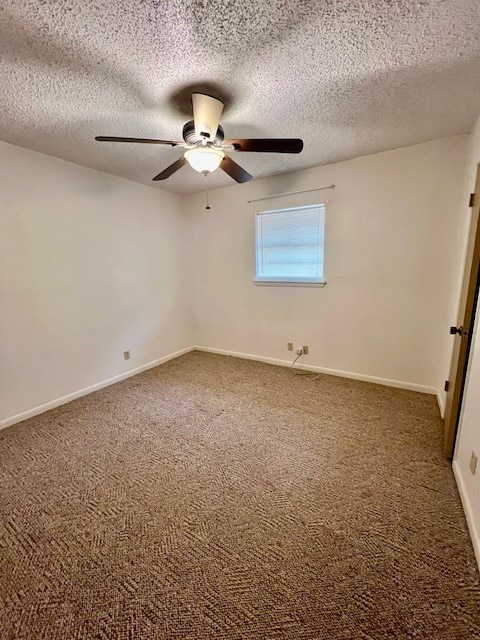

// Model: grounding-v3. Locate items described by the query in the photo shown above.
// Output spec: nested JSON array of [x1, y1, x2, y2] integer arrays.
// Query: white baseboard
[[1, 344, 440, 432], [436, 390, 445, 418], [452, 460, 480, 572], [194, 346, 438, 395], [0, 346, 194, 431]]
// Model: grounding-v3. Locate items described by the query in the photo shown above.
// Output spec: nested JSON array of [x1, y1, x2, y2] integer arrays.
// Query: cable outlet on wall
[[124, 351, 130, 360], [287, 342, 293, 351], [470, 451, 478, 475], [296, 346, 309, 355]]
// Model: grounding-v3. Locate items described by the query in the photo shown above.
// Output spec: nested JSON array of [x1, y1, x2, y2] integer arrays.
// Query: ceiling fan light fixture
[[184, 147, 225, 173]]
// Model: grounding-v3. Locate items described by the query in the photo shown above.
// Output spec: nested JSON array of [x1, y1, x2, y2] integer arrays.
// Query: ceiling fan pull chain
[[203, 171, 211, 210]]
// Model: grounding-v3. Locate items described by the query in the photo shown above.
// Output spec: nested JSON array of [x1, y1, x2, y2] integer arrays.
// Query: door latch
[[450, 326, 468, 337]]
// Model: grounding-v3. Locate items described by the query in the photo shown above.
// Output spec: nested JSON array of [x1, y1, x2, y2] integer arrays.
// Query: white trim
[[2, 343, 440, 430], [0, 347, 194, 431], [452, 460, 480, 572], [254, 280, 327, 287], [436, 389, 445, 418], [194, 346, 437, 395]]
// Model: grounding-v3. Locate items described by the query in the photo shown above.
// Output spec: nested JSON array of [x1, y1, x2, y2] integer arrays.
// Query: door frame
[[443, 164, 480, 458]]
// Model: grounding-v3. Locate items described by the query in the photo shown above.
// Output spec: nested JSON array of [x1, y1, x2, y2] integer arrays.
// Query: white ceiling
[[1, 0, 480, 195]]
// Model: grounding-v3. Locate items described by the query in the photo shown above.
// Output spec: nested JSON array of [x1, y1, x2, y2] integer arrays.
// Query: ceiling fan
[[95, 93, 303, 184]]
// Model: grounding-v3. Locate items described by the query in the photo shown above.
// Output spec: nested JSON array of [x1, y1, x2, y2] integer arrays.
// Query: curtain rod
[[247, 184, 335, 204]]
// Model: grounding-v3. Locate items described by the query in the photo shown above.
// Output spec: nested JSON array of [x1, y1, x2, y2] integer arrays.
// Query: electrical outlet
[[296, 347, 303, 355], [287, 342, 293, 351], [124, 351, 130, 360], [302, 345, 309, 355], [470, 451, 478, 476]]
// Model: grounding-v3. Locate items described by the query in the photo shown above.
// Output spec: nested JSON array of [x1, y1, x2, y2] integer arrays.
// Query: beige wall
[[185, 136, 468, 397], [0, 142, 191, 424], [453, 114, 480, 569]]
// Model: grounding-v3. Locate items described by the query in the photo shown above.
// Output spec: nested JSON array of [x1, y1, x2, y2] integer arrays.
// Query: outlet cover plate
[[124, 351, 130, 360], [287, 342, 293, 351]]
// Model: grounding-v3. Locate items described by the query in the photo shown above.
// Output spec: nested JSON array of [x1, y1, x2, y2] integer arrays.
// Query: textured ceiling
[[1, 0, 480, 195]]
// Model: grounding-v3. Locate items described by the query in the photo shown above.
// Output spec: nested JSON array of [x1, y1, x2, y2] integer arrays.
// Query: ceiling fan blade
[[221, 155, 252, 183], [152, 157, 187, 181], [95, 136, 182, 146], [223, 138, 303, 154], [192, 93, 224, 141]]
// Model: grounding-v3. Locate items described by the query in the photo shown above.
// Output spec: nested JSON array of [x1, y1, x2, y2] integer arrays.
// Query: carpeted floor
[[1, 351, 479, 639]]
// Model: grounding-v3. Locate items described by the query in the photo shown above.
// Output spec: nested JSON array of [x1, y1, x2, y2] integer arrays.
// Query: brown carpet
[[1, 351, 479, 639]]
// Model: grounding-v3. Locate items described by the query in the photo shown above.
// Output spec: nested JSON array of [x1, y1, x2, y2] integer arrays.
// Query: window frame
[[254, 203, 327, 287]]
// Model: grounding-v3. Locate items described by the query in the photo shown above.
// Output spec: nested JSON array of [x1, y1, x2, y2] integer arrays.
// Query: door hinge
[[444, 380, 450, 392], [469, 193, 476, 208]]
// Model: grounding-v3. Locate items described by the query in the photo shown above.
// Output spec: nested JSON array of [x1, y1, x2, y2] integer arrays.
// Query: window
[[255, 204, 325, 285]]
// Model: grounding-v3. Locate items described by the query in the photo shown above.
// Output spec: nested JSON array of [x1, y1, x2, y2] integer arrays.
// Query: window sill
[[254, 280, 327, 288]]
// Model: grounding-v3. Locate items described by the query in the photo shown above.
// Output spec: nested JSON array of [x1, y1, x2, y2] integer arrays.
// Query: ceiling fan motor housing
[[182, 120, 224, 146]]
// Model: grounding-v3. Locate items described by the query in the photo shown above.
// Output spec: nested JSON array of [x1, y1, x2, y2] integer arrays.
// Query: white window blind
[[255, 204, 325, 283]]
